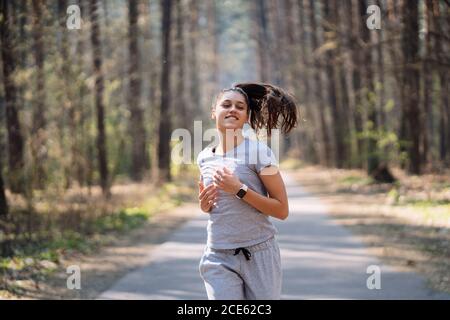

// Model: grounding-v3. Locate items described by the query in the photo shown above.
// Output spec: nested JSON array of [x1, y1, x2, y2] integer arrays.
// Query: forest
[[0, 0, 449, 298]]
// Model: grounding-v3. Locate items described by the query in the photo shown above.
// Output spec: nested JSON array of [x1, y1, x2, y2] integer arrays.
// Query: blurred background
[[0, 0, 449, 298]]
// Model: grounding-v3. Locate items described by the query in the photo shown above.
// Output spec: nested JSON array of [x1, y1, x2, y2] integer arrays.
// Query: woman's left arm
[[214, 167, 289, 220]]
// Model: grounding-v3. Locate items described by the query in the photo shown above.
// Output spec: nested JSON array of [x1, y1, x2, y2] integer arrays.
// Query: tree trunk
[[280, 0, 296, 152], [143, 1, 160, 182], [31, 0, 47, 189], [441, 70, 450, 166], [76, 0, 89, 187], [254, 0, 270, 82], [0, 0, 25, 194], [375, 0, 387, 135], [296, 0, 318, 162], [158, 0, 173, 183], [323, 0, 346, 168], [128, 0, 147, 181], [267, 0, 285, 86], [297, 0, 310, 106], [0, 157, 7, 216], [433, 0, 449, 165], [422, 0, 434, 168], [207, 0, 219, 100], [386, 0, 403, 164], [401, 0, 421, 174], [359, 0, 380, 175], [341, 0, 356, 167], [349, 0, 364, 168], [444, 6, 450, 166], [283, 0, 296, 90], [175, 0, 187, 131], [308, 0, 331, 166], [89, 0, 110, 195], [58, 0, 79, 189], [336, 0, 352, 168], [188, 0, 200, 124], [16, 0, 28, 138]]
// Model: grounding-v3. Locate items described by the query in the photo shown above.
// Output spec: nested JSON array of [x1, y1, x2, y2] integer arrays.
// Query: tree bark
[[267, 0, 285, 86], [296, 0, 318, 162], [89, 0, 110, 195], [158, 0, 173, 183], [336, 0, 352, 168], [128, 0, 147, 181], [308, 0, 331, 166], [401, 0, 421, 174], [0, 157, 7, 216], [422, 0, 434, 167], [359, 0, 380, 175], [433, 0, 449, 165], [175, 0, 187, 130], [0, 0, 25, 194], [349, 0, 364, 168], [207, 0, 219, 92], [297, 0, 310, 106], [323, 0, 346, 168], [188, 0, 200, 123], [31, 0, 47, 189], [76, 0, 90, 188], [254, 0, 270, 82], [58, 0, 78, 189]]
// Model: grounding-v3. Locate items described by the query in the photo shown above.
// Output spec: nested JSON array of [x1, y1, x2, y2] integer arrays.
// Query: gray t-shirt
[[197, 137, 279, 249]]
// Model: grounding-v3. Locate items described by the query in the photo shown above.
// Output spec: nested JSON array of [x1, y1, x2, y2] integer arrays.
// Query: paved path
[[99, 173, 450, 300]]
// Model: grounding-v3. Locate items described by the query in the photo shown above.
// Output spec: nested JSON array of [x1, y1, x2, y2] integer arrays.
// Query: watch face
[[237, 189, 246, 198]]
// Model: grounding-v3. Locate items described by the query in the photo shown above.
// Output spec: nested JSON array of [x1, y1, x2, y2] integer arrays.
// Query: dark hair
[[215, 82, 299, 137]]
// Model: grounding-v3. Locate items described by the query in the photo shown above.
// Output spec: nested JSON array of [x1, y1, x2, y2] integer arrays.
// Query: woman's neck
[[215, 130, 245, 155]]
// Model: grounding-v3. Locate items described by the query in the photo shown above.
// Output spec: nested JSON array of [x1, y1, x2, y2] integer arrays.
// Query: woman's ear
[[211, 107, 216, 119]]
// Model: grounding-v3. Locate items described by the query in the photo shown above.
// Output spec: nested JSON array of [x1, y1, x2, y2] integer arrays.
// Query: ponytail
[[221, 82, 299, 137]]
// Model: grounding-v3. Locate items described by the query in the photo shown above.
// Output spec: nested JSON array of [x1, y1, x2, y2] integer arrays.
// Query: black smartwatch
[[235, 184, 248, 199]]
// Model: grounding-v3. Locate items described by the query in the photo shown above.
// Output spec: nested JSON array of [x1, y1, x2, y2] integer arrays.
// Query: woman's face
[[212, 91, 249, 133]]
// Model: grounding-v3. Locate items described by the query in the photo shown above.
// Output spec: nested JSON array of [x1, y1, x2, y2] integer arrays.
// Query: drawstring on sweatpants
[[234, 247, 252, 261]]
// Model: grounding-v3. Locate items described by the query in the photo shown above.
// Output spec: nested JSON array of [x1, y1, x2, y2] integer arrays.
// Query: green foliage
[[387, 187, 401, 204], [338, 174, 374, 186], [384, 99, 395, 113], [404, 199, 450, 207], [94, 207, 149, 233], [388, 186, 450, 208], [357, 123, 409, 165]]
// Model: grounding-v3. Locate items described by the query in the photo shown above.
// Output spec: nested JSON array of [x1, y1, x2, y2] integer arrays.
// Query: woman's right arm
[[198, 180, 217, 213]]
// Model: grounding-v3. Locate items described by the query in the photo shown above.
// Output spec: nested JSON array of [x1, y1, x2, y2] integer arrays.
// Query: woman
[[196, 82, 298, 300]]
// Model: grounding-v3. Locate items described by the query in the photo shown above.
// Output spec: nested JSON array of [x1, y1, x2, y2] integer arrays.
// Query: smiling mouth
[[225, 116, 239, 120]]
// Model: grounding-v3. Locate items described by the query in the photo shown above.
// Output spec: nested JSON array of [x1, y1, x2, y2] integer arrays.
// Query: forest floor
[[286, 161, 450, 294], [0, 166, 200, 299], [1, 202, 200, 299]]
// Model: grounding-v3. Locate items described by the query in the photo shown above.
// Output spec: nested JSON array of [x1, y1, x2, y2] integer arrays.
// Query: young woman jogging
[[197, 82, 298, 300]]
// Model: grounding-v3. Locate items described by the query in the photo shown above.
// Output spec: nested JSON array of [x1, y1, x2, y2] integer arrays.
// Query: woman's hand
[[198, 180, 218, 213], [213, 167, 242, 195]]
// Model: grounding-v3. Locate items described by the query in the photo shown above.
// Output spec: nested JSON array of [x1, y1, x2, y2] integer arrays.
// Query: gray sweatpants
[[199, 236, 282, 300]]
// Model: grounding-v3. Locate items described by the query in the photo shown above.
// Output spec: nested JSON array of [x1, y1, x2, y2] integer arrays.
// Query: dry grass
[[0, 164, 200, 298]]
